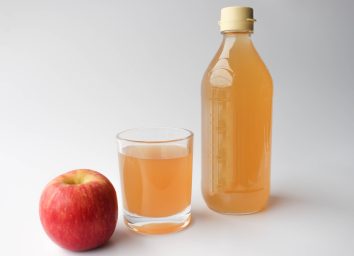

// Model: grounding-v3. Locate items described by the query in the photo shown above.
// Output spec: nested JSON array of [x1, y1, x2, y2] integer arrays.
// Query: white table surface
[[1, 0, 354, 255], [2, 132, 354, 256]]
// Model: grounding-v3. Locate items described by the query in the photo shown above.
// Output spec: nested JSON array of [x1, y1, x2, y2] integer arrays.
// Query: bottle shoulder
[[202, 38, 272, 88]]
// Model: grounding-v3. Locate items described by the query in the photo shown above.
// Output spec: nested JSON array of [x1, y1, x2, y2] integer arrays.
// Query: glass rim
[[116, 127, 193, 144]]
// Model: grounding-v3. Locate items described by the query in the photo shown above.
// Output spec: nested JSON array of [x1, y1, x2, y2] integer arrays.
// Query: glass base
[[123, 206, 191, 235]]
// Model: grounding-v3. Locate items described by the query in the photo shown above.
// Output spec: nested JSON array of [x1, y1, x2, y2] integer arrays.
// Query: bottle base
[[205, 203, 266, 215], [203, 189, 269, 214], [123, 206, 191, 235]]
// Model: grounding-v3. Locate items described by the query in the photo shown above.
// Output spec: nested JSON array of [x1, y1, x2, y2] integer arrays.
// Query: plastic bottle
[[201, 6, 273, 214]]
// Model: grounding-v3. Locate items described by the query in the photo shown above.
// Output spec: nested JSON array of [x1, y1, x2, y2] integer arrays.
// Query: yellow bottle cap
[[219, 6, 256, 33]]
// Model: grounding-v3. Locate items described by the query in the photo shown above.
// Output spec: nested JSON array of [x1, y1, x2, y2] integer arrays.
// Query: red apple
[[39, 169, 118, 251]]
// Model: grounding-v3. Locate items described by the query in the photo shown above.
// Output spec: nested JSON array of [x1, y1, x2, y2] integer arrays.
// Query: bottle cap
[[219, 6, 256, 33]]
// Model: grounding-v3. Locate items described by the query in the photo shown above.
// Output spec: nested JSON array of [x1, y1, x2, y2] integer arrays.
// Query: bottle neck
[[221, 32, 253, 47], [222, 31, 251, 39], [218, 32, 254, 59]]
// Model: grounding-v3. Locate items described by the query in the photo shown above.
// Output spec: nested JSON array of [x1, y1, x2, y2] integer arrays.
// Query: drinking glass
[[116, 127, 193, 234]]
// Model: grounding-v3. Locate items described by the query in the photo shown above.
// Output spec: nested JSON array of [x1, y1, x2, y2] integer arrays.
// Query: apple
[[39, 169, 118, 251]]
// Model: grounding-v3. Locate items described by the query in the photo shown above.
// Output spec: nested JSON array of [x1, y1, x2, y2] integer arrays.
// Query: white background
[[1, 0, 354, 255]]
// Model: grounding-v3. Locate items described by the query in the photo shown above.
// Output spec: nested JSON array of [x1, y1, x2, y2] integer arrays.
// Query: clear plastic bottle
[[201, 6, 273, 214]]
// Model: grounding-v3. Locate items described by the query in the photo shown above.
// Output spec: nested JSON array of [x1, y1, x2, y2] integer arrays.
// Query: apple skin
[[39, 169, 118, 251]]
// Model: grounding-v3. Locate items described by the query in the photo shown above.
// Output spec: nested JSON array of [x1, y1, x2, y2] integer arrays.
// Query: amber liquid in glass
[[119, 145, 192, 233]]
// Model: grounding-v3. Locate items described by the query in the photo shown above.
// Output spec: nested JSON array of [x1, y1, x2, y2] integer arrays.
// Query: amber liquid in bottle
[[201, 32, 273, 214]]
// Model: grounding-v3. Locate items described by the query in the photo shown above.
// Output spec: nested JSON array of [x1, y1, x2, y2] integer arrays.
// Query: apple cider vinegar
[[117, 128, 193, 234], [119, 145, 192, 218], [201, 7, 273, 214]]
